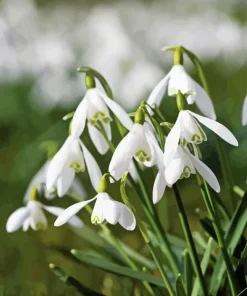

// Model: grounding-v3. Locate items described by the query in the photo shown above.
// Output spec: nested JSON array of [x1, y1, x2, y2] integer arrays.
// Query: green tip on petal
[[49, 263, 56, 269]]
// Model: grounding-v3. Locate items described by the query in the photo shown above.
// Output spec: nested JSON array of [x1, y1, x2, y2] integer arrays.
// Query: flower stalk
[[172, 184, 208, 296]]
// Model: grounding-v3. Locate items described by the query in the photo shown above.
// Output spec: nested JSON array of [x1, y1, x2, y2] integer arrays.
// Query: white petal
[[189, 111, 238, 146], [70, 137, 85, 171], [23, 160, 51, 203], [43, 206, 83, 228], [57, 168, 75, 197], [145, 129, 164, 170], [54, 197, 97, 226], [81, 143, 102, 192], [71, 96, 88, 138], [168, 65, 194, 100], [242, 95, 247, 126], [193, 82, 216, 120], [87, 123, 109, 155], [103, 199, 136, 231], [109, 128, 137, 180], [147, 72, 170, 106], [153, 171, 166, 204], [46, 138, 71, 191], [187, 151, 220, 193], [22, 217, 30, 232], [165, 158, 184, 186], [164, 115, 181, 166], [30, 206, 47, 231], [91, 192, 110, 224], [6, 207, 31, 233], [99, 90, 133, 130]]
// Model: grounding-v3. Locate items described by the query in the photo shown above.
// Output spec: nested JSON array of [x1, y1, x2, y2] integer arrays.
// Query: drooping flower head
[[147, 47, 216, 120], [71, 73, 133, 154], [6, 187, 83, 233], [109, 107, 163, 181], [54, 175, 136, 231], [46, 135, 102, 197]]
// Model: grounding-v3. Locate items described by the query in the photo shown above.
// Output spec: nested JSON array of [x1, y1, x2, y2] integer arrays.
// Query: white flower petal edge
[[57, 168, 75, 197], [109, 130, 137, 181], [193, 82, 216, 120], [87, 123, 109, 155], [80, 142, 102, 192], [186, 151, 220, 193], [54, 197, 97, 227], [6, 207, 31, 233], [164, 115, 181, 166], [189, 111, 238, 146], [242, 95, 247, 126], [147, 72, 171, 107], [165, 158, 184, 186], [99, 91, 133, 131], [153, 171, 167, 204], [43, 206, 83, 228], [71, 96, 88, 138], [28, 202, 48, 230]]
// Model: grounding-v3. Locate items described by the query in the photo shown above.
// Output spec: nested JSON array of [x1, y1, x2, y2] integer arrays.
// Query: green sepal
[[176, 90, 187, 111], [85, 72, 96, 89]]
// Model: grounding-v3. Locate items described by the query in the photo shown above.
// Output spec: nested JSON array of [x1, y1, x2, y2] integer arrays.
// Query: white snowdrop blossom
[[242, 94, 247, 126], [109, 123, 163, 181], [153, 145, 220, 204], [71, 88, 133, 154], [46, 135, 102, 196], [54, 192, 136, 231], [147, 65, 216, 120], [24, 160, 86, 202], [164, 110, 238, 166], [6, 200, 83, 233]]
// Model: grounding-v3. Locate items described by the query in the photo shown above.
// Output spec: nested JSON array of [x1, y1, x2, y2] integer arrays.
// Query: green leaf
[[49, 263, 106, 296], [71, 250, 166, 288], [176, 274, 187, 296], [209, 192, 247, 295], [192, 237, 213, 296], [62, 111, 75, 121], [184, 250, 194, 296]]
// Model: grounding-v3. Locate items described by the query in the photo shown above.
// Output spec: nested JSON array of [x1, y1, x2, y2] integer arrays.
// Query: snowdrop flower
[[24, 160, 86, 202], [54, 175, 136, 231], [147, 49, 216, 120], [109, 108, 163, 181], [6, 200, 83, 233], [71, 84, 133, 155], [242, 94, 247, 126], [164, 110, 238, 166], [153, 145, 220, 204], [46, 135, 102, 196]]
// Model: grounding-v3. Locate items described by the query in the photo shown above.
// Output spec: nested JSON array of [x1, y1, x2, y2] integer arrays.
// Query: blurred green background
[[0, 0, 247, 295]]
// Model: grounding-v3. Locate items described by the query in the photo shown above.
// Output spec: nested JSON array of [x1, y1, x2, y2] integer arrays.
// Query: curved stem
[[173, 184, 208, 296]]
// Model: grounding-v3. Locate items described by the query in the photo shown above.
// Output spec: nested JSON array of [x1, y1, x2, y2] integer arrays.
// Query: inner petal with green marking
[[135, 149, 151, 163], [180, 166, 192, 179], [88, 111, 110, 126], [91, 215, 101, 225], [70, 162, 82, 173]]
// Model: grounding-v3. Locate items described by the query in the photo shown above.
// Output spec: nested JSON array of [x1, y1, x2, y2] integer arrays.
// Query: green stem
[[147, 242, 175, 296], [196, 178, 239, 296], [129, 166, 181, 276], [182, 47, 236, 211], [173, 184, 208, 296]]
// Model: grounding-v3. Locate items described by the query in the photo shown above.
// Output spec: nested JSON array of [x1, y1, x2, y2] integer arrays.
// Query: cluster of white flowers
[[6, 47, 240, 235]]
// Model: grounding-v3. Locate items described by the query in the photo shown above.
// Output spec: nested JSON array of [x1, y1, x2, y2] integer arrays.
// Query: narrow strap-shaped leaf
[[209, 192, 247, 295], [184, 250, 194, 296], [176, 274, 187, 296], [49, 263, 106, 296], [192, 237, 213, 296], [71, 250, 166, 288]]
